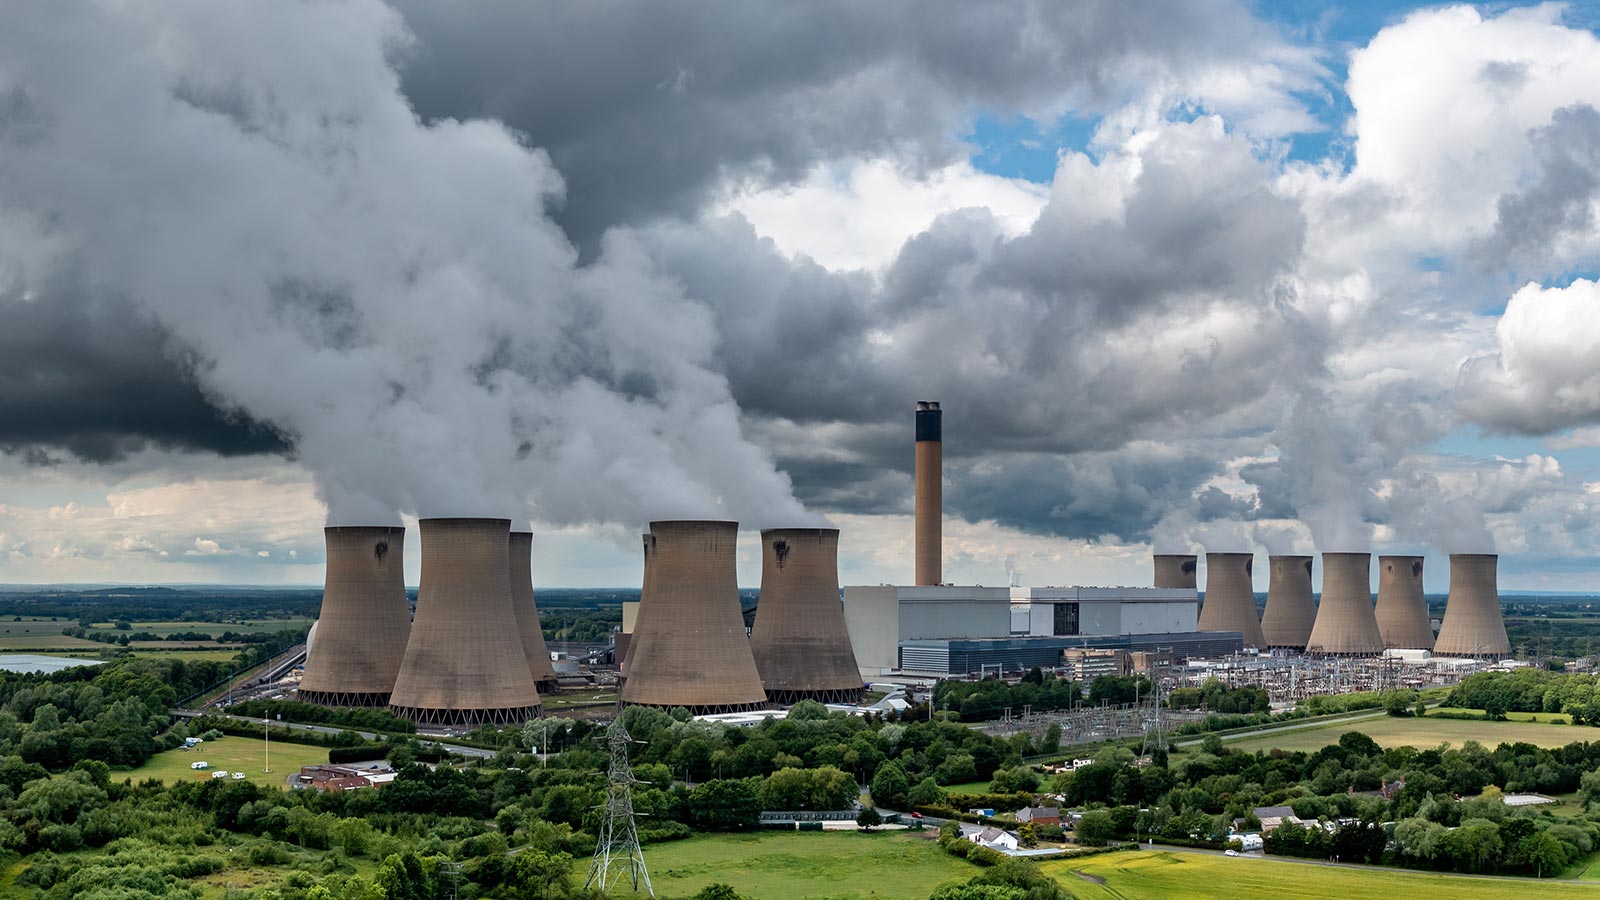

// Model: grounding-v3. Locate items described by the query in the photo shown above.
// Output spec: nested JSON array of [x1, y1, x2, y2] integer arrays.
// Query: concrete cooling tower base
[[1199, 553, 1265, 648], [389, 518, 543, 728], [1260, 556, 1315, 651], [299, 526, 412, 709], [750, 528, 864, 706], [1306, 552, 1383, 656], [1433, 554, 1510, 657], [1375, 556, 1434, 650]]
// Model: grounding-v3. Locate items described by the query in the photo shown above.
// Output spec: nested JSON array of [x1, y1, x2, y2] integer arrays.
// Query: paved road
[[171, 710, 498, 759]]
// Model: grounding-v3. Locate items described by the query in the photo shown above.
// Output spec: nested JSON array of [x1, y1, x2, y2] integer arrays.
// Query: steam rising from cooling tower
[[1261, 555, 1315, 650], [509, 532, 559, 692], [1306, 552, 1383, 655], [389, 518, 542, 727], [1198, 553, 1264, 648], [621, 521, 768, 714], [1153, 554, 1198, 589], [750, 528, 864, 704], [915, 402, 943, 586], [1433, 554, 1510, 657], [1375, 556, 1434, 650], [299, 526, 411, 707]]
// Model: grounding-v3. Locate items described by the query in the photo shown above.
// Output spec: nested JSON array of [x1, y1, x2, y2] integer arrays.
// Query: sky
[[4, 1, 1600, 592]]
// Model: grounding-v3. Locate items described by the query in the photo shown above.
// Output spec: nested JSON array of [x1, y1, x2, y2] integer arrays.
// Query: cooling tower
[[509, 531, 559, 692], [1153, 554, 1198, 589], [389, 518, 542, 727], [1260, 555, 1315, 650], [1306, 552, 1384, 655], [299, 526, 411, 707], [1433, 554, 1510, 657], [1375, 555, 1434, 650], [1198, 553, 1265, 648], [749, 528, 864, 704], [620, 533, 654, 676], [915, 401, 942, 586], [620, 520, 768, 714]]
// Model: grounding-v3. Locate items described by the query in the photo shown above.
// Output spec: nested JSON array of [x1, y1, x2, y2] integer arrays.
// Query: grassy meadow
[[596, 831, 977, 900], [1222, 712, 1591, 753], [1046, 849, 1599, 899], [121, 735, 330, 788]]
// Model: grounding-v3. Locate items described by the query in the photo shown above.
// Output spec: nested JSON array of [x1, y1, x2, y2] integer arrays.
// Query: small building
[[1015, 806, 1061, 826], [971, 826, 1019, 851], [298, 763, 396, 791], [1251, 805, 1305, 833]]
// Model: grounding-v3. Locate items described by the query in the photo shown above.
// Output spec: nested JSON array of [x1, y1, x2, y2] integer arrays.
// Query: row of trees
[[1447, 669, 1600, 722]]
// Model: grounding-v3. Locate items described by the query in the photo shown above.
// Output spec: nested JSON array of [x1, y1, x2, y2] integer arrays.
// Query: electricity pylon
[[585, 717, 654, 896]]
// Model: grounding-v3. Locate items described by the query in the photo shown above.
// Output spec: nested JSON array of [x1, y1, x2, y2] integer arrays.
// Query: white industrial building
[[842, 583, 1211, 677]]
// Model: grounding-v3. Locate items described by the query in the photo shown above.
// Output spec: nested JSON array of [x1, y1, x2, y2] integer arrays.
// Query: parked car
[[1224, 849, 1239, 857]]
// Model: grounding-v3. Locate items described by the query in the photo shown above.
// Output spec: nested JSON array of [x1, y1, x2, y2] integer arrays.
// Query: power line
[[584, 717, 654, 897]]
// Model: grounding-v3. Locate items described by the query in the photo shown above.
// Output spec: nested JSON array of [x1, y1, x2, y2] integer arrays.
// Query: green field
[[594, 831, 977, 900], [1221, 713, 1591, 753], [0, 634, 106, 651], [942, 780, 994, 795], [95, 618, 315, 637], [1047, 850, 1600, 899], [122, 735, 329, 788]]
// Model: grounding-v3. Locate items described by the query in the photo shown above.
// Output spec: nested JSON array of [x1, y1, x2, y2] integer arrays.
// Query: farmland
[[1046, 849, 1600, 899]]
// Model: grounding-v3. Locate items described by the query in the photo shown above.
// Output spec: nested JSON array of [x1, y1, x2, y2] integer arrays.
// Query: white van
[[191, 761, 209, 770], [211, 770, 229, 779], [232, 772, 247, 780]]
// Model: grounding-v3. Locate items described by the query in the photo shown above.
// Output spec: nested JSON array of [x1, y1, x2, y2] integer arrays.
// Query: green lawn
[[1222, 713, 1590, 753], [1430, 707, 1573, 724], [0, 634, 107, 651], [122, 735, 330, 788], [942, 780, 994, 795], [104, 618, 315, 637], [592, 831, 976, 900], [1048, 850, 1600, 899]]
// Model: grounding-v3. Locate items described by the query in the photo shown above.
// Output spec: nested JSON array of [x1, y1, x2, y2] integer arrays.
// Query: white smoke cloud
[[0, 2, 814, 530]]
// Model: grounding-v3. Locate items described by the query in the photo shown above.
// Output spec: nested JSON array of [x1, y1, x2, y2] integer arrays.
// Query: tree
[[692, 885, 747, 900], [909, 777, 948, 808], [1076, 810, 1114, 847], [871, 762, 910, 809], [856, 806, 882, 830], [1521, 832, 1569, 878], [1017, 822, 1038, 848], [504, 850, 574, 900], [690, 778, 762, 830]]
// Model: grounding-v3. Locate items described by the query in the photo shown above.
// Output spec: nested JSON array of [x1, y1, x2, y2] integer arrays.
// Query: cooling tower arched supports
[[1154, 554, 1197, 589], [620, 520, 769, 715], [1199, 553, 1265, 648], [1375, 555, 1434, 650], [510, 531, 560, 693], [749, 528, 864, 705], [1306, 552, 1384, 655], [1434, 554, 1510, 657], [299, 526, 412, 708], [1261, 555, 1315, 650], [389, 518, 542, 728]]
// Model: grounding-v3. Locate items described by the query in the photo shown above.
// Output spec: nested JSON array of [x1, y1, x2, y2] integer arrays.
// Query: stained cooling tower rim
[[761, 527, 840, 538], [1321, 551, 1372, 559], [1379, 554, 1424, 561], [324, 524, 405, 535], [650, 519, 738, 529], [1449, 552, 1498, 560], [419, 516, 513, 526], [1268, 554, 1313, 560]]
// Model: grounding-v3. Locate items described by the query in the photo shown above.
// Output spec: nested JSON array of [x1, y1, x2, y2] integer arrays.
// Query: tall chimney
[[509, 532, 559, 692], [1375, 555, 1434, 650], [1433, 554, 1510, 657], [750, 528, 864, 704], [1198, 552, 1264, 648], [1153, 554, 1198, 589], [299, 526, 411, 707], [620, 520, 768, 714], [389, 518, 542, 727], [915, 401, 942, 586], [1261, 555, 1315, 650], [1306, 552, 1383, 655]]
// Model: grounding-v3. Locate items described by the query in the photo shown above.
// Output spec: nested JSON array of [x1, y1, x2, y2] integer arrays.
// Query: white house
[[970, 826, 1020, 851]]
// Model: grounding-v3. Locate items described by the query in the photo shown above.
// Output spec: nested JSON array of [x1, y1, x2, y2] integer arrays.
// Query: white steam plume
[[0, 3, 817, 530]]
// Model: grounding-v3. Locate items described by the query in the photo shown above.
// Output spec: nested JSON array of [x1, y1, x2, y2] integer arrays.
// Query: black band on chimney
[[915, 403, 941, 442]]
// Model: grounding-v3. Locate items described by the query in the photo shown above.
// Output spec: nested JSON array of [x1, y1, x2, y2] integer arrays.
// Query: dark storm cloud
[[389, 0, 1300, 246], [1480, 104, 1600, 273], [0, 289, 290, 462]]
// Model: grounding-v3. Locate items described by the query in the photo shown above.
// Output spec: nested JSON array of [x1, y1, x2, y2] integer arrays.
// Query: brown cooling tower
[[299, 526, 411, 707], [915, 401, 942, 586], [389, 518, 542, 727], [1433, 554, 1510, 657], [1260, 555, 1315, 650], [509, 532, 559, 692], [620, 532, 655, 676], [749, 528, 864, 704], [1375, 556, 1434, 650], [1154, 554, 1198, 589], [1306, 552, 1384, 655], [620, 520, 768, 714], [1199, 553, 1265, 648]]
